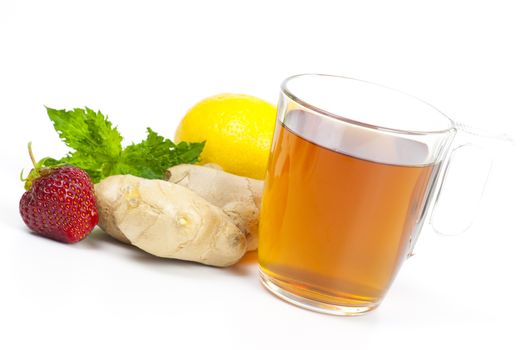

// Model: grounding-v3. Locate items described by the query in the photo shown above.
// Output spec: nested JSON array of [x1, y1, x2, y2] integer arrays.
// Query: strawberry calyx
[[21, 143, 66, 191]]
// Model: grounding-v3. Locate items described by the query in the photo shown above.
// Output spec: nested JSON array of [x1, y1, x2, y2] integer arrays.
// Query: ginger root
[[166, 164, 263, 251], [95, 175, 247, 267]]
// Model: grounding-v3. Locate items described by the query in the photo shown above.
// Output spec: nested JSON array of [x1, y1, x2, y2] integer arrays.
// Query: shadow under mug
[[257, 74, 510, 316]]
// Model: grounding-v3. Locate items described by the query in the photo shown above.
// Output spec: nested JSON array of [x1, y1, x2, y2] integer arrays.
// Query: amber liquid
[[259, 122, 438, 307]]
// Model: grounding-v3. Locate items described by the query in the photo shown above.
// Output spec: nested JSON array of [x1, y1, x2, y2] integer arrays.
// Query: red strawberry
[[19, 150, 98, 243]]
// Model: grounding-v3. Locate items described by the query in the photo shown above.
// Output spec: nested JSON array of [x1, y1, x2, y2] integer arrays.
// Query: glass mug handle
[[408, 123, 513, 255]]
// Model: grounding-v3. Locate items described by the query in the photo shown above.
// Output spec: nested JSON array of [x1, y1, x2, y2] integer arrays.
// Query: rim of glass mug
[[281, 74, 456, 136]]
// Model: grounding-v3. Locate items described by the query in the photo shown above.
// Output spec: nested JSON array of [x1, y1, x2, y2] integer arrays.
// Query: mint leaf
[[42, 107, 204, 183], [115, 128, 205, 179], [173, 137, 207, 164], [46, 107, 123, 161], [45, 107, 123, 182]]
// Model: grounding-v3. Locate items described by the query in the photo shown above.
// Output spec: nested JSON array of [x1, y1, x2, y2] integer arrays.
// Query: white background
[[1, 1, 526, 349]]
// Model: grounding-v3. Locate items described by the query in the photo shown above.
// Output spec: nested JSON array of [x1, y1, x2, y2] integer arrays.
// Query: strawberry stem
[[23, 142, 44, 191], [28, 142, 38, 170], [22, 143, 63, 190]]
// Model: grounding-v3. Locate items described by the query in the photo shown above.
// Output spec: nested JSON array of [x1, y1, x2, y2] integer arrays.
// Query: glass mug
[[258, 74, 510, 315]]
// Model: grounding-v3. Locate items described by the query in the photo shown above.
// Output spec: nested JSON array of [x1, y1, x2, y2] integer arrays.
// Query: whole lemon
[[175, 94, 277, 179]]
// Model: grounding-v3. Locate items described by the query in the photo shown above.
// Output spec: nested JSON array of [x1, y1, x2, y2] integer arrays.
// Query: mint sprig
[[42, 107, 205, 183]]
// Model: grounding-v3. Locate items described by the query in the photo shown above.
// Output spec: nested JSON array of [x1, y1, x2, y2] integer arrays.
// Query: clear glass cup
[[258, 74, 510, 316]]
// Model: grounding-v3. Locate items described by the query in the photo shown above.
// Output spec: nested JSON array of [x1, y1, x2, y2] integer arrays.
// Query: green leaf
[[44, 107, 123, 182], [115, 128, 205, 179], [39, 107, 205, 183], [46, 107, 123, 161]]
